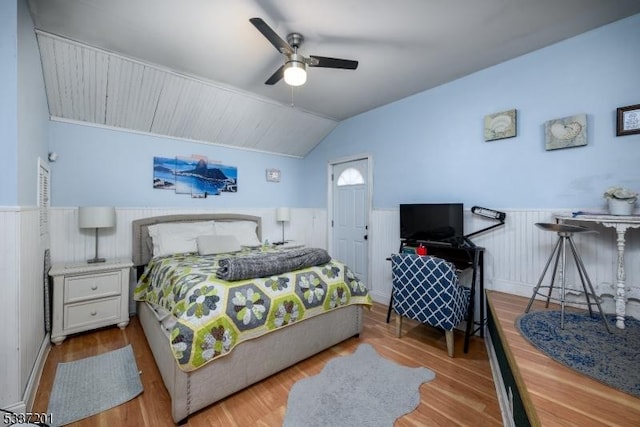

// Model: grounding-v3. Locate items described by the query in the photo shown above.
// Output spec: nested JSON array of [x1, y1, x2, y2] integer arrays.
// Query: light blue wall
[[47, 13, 640, 211], [17, 0, 50, 206], [0, 1, 18, 205], [303, 14, 640, 210], [49, 121, 305, 208], [0, 0, 48, 207]]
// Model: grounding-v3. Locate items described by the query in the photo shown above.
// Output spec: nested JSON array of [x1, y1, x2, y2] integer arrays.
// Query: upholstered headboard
[[131, 213, 262, 267]]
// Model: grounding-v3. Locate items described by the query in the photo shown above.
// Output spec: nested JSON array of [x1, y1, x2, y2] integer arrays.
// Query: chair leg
[[445, 330, 454, 357], [395, 314, 403, 337], [386, 293, 394, 323], [526, 237, 563, 312], [544, 244, 563, 308], [568, 237, 611, 333]]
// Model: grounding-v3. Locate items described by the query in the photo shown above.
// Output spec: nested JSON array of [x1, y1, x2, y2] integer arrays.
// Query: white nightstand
[[49, 258, 133, 345]]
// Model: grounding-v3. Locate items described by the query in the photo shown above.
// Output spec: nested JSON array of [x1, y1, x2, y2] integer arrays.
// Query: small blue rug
[[47, 345, 143, 426], [516, 310, 640, 398]]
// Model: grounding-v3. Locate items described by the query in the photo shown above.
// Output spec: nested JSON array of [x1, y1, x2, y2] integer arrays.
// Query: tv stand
[[387, 239, 485, 354]]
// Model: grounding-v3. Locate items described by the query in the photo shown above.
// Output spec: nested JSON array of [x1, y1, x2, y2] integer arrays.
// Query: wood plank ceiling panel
[[36, 34, 63, 117], [35, 32, 337, 157], [37, 34, 109, 124], [185, 83, 232, 144], [133, 66, 166, 131]]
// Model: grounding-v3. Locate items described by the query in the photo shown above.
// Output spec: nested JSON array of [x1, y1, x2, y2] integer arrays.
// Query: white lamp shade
[[78, 206, 116, 229], [276, 207, 291, 222], [283, 60, 307, 86]]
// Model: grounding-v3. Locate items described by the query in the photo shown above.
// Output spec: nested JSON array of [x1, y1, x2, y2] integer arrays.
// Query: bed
[[132, 213, 371, 423]]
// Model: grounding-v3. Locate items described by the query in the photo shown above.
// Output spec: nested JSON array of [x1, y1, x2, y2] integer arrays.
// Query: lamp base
[[87, 257, 106, 264]]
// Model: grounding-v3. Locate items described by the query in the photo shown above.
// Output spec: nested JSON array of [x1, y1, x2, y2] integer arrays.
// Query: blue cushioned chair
[[391, 253, 470, 357]]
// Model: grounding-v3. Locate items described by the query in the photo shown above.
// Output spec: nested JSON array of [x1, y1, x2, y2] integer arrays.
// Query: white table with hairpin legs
[[555, 213, 640, 329]]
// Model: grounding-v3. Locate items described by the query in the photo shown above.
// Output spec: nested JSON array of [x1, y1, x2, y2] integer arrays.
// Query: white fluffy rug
[[284, 343, 435, 427]]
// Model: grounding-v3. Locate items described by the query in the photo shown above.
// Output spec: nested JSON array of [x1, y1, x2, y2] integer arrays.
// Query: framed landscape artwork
[[153, 155, 238, 198], [484, 109, 517, 141], [616, 104, 640, 136], [544, 113, 587, 151]]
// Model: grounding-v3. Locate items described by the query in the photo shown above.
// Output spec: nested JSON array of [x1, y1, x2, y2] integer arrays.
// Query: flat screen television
[[400, 203, 464, 242]]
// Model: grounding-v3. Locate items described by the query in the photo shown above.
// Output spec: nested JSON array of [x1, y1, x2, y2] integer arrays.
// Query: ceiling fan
[[250, 17, 358, 87]]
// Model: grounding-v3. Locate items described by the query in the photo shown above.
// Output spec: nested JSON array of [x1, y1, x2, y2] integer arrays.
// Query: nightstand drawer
[[64, 296, 121, 330], [64, 271, 121, 303]]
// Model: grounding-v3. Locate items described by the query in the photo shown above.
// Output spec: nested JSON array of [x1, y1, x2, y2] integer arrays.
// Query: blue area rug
[[47, 345, 143, 426], [516, 310, 640, 398]]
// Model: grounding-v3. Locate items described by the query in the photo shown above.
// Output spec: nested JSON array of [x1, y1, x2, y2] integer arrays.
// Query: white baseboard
[[490, 279, 534, 298], [0, 334, 49, 423], [22, 334, 51, 412], [368, 289, 389, 306]]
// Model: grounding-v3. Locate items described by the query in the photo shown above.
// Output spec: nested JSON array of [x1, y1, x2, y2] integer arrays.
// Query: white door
[[331, 158, 369, 287]]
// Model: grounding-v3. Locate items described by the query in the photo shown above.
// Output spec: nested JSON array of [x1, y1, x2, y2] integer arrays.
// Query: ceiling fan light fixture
[[284, 55, 307, 86]]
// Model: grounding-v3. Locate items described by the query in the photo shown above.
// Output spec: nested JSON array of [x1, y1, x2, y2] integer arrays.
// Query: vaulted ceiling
[[27, 0, 640, 157]]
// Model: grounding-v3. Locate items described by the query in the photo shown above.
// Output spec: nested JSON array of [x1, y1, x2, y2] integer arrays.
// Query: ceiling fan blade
[[265, 65, 285, 85], [309, 56, 358, 70], [249, 18, 293, 55]]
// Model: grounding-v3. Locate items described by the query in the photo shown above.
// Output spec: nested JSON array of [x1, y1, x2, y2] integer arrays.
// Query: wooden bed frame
[[132, 214, 364, 423]]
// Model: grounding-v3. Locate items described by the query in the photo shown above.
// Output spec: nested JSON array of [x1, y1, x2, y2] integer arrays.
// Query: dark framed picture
[[616, 104, 640, 136]]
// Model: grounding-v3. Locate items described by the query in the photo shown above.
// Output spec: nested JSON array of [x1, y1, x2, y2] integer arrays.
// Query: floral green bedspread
[[134, 248, 372, 372]]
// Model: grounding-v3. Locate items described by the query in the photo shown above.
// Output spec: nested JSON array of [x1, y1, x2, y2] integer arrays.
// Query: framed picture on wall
[[616, 104, 640, 136], [544, 113, 587, 150], [484, 109, 517, 141], [266, 168, 281, 182]]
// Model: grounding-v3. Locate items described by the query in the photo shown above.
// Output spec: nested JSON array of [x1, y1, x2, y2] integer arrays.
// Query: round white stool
[[525, 223, 610, 332]]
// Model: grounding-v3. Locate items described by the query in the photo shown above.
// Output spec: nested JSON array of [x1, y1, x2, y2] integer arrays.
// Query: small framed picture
[[616, 104, 640, 136], [544, 113, 587, 151], [484, 109, 517, 141], [266, 168, 281, 182]]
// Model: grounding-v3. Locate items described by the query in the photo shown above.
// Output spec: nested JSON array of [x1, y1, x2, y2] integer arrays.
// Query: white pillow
[[214, 221, 261, 247], [148, 221, 216, 257], [197, 235, 242, 255]]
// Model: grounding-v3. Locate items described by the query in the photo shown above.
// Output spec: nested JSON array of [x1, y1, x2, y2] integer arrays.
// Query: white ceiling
[[27, 0, 640, 156]]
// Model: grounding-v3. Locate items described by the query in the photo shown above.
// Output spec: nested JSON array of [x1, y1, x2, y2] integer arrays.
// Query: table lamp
[[78, 206, 116, 263], [276, 207, 290, 244]]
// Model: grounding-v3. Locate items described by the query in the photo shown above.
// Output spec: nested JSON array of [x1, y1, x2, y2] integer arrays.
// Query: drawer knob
[[91, 285, 98, 290], [90, 311, 97, 316]]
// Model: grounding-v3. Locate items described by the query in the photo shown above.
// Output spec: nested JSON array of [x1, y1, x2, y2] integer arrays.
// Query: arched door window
[[336, 167, 364, 186]]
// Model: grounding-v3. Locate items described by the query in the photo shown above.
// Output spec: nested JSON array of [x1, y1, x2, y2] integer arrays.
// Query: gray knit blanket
[[216, 247, 332, 281]]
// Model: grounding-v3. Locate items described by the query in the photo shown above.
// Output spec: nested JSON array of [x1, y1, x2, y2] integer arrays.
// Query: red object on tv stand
[[416, 244, 427, 256]]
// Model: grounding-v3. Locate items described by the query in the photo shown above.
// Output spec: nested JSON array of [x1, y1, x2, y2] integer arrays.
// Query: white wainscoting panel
[[0, 208, 21, 408], [369, 209, 400, 303], [49, 207, 640, 320], [0, 207, 49, 411], [19, 208, 47, 408], [368, 208, 640, 319], [49, 207, 328, 264]]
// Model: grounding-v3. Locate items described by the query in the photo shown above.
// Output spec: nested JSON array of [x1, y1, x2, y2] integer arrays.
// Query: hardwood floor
[[487, 291, 640, 427], [33, 302, 502, 426]]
